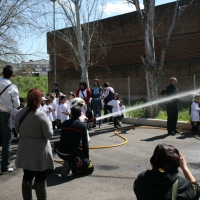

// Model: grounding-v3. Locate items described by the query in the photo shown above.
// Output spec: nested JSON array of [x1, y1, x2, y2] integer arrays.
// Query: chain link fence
[[58, 74, 200, 119]]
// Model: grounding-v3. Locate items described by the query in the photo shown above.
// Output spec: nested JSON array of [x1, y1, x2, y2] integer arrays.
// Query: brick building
[[47, 0, 200, 99]]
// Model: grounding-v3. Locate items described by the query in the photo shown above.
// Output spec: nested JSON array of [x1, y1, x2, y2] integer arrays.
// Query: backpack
[[104, 87, 114, 103]]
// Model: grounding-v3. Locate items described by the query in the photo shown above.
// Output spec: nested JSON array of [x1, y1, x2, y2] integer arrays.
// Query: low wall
[[122, 118, 191, 130]]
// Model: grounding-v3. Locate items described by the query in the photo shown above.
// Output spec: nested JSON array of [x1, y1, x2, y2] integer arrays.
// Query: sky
[[19, 0, 176, 62]]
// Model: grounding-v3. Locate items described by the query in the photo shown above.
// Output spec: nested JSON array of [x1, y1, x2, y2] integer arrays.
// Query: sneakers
[[1, 168, 13, 175]]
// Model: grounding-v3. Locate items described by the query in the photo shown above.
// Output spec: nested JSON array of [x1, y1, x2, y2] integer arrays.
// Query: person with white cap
[[39, 97, 48, 115]]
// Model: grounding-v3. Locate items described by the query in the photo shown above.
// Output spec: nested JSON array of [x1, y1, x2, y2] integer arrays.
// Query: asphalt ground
[[0, 122, 200, 200]]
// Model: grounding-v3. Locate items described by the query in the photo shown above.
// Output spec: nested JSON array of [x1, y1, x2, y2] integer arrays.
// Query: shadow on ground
[[47, 166, 91, 187]]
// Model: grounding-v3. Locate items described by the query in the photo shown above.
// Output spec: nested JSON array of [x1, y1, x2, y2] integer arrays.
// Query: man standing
[[161, 77, 179, 135], [51, 82, 60, 95], [0, 65, 20, 174]]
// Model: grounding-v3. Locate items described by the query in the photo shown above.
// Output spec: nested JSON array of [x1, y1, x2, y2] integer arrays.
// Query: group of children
[[10, 89, 126, 141]]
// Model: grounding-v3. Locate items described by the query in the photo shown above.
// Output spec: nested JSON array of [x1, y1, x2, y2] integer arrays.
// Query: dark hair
[[19, 98, 26, 103], [27, 88, 42, 111], [150, 144, 180, 173], [69, 92, 75, 98], [71, 106, 81, 118], [94, 79, 100, 87], [103, 82, 109, 87], [59, 96, 66, 101], [79, 81, 87, 90], [3, 65, 13, 79], [53, 82, 59, 87], [114, 93, 119, 100]]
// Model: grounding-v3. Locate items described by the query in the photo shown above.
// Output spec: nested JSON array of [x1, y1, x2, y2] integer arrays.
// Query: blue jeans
[[92, 100, 102, 126], [0, 112, 12, 172]]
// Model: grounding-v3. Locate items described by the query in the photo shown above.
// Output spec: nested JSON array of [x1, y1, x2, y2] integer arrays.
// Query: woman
[[76, 81, 90, 116], [134, 144, 200, 200], [15, 88, 54, 200], [91, 79, 102, 128]]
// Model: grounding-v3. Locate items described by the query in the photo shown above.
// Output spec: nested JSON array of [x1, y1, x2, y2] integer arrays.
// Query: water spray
[[96, 89, 199, 121]]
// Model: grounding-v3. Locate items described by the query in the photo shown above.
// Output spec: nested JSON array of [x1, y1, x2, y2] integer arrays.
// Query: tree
[[127, 0, 194, 117], [0, 0, 50, 63], [54, 0, 108, 87]]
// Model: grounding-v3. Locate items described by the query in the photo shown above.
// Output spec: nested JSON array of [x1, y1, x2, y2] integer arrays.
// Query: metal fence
[[57, 74, 200, 118]]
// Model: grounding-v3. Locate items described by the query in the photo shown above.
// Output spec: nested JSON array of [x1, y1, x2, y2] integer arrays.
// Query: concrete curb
[[122, 117, 191, 130]]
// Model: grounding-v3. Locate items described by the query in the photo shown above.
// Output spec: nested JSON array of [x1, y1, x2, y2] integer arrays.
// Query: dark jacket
[[161, 84, 179, 105], [59, 117, 89, 158], [134, 169, 200, 200]]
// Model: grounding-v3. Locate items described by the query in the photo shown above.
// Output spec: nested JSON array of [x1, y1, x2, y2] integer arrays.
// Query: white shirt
[[191, 101, 200, 121], [78, 90, 87, 100], [0, 77, 20, 112], [46, 104, 53, 122], [107, 99, 121, 117], [120, 105, 125, 115], [50, 102, 57, 121], [104, 87, 114, 99], [60, 102, 70, 123], [39, 104, 48, 115]]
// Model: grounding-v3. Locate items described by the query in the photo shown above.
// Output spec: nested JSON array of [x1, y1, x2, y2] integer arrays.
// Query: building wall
[[47, 0, 200, 95]]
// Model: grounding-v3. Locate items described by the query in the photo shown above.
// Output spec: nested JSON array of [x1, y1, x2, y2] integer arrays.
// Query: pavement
[[0, 122, 200, 200]]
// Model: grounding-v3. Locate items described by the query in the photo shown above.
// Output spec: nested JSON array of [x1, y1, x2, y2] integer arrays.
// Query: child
[[49, 95, 57, 130], [39, 97, 48, 115], [59, 96, 70, 124], [10, 98, 26, 141], [68, 92, 75, 103], [69, 97, 90, 141], [190, 93, 200, 135], [46, 99, 53, 122], [119, 99, 125, 125], [107, 93, 121, 128]]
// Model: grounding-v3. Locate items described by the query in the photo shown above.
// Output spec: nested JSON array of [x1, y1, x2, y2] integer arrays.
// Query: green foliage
[[124, 98, 191, 121], [126, 100, 147, 118], [12, 76, 48, 98]]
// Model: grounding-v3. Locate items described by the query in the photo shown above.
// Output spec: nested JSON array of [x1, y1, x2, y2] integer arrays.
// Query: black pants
[[12, 128, 18, 138], [103, 104, 112, 122], [56, 119, 61, 129], [52, 121, 57, 130], [23, 169, 48, 183], [167, 104, 178, 132], [191, 121, 199, 134], [114, 116, 120, 126]]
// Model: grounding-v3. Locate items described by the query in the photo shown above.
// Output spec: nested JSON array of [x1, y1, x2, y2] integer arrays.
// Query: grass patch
[[123, 98, 191, 122]]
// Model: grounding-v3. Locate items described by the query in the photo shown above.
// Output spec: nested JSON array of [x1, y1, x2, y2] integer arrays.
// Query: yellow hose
[[3, 121, 191, 162]]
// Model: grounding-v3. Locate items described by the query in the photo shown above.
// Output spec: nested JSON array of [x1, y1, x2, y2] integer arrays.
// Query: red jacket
[[76, 89, 90, 104]]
